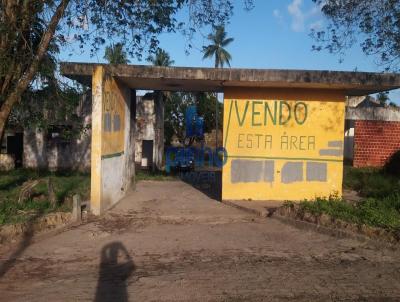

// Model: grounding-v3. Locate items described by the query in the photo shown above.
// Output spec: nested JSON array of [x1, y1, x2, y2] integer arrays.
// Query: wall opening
[[6, 132, 23, 168], [141, 140, 153, 169]]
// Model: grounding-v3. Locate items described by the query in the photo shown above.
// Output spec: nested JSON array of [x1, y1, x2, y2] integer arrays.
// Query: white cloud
[[288, 0, 305, 32], [287, 0, 323, 32]]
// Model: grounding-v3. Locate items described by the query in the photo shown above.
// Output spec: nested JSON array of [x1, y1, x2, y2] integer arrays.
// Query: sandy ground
[[0, 180, 399, 301]]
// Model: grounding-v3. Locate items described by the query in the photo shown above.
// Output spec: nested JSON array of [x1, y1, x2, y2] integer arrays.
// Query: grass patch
[[343, 166, 400, 198], [136, 170, 177, 182], [283, 166, 400, 232], [0, 169, 90, 225], [286, 194, 400, 231]]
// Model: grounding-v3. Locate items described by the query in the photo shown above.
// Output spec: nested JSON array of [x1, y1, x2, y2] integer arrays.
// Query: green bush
[[295, 193, 400, 231], [136, 170, 177, 181], [343, 166, 400, 198], [0, 169, 90, 225]]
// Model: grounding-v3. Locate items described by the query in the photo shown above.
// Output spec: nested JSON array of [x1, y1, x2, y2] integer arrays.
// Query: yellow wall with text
[[102, 75, 125, 157], [222, 88, 345, 201]]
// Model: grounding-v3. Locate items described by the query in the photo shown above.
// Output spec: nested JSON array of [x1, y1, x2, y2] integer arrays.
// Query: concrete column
[[90, 66, 135, 215], [90, 66, 104, 215], [153, 91, 164, 171]]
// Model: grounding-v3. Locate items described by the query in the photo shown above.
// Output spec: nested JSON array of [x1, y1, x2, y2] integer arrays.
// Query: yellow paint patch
[[222, 88, 345, 201], [90, 66, 104, 215], [102, 75, 125, 156]]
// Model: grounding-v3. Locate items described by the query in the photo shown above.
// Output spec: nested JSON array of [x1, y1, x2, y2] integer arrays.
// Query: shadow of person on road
[[94, 241, 135, 302]]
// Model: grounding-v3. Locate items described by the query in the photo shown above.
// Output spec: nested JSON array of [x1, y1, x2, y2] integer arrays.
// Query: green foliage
[[62, 0, 244, 59], [165, 92, 194, 144], [9, 84, 89, 139], [136, 170, 177, 182], [1, 1, 88, 135], [299, 195, 359, 224], [0, 1, 59, 104], [0, 169, 90, 225], [289, 167, 400, 232], [0, 199, 53, 225], [295, 194, 400, 231], [202, 25, 234, 67], [0, 0, 253, 140], [343, 166, 400, 198], [376, 92, 390, 106], [148, 48, 175, 67], [164, 92, 223, 144], [312, 0, 400, 70], [104, 43, 130, 64]]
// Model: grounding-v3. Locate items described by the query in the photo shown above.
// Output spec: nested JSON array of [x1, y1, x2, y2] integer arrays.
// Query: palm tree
[[202, 25, 234, 148], [202, 25, 234, 68], [148, 48, 175, 67], [104, 43, 130, 64]]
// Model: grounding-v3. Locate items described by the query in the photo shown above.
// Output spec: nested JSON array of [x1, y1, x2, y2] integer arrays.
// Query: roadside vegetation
[[285, 166, 400, 233], [136, 170, 177, 182], [0, 169, 90, 225], [0, 169, 176, 225]]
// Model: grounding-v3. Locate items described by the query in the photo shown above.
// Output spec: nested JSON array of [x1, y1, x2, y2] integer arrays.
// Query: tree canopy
[[202, 25, 234, 68], [104, 43, 130, 64], [312, 0, 400, 70], [376, 92, 390, 106], [164, 92, 222, 145], [0, 0, 253, 140], [148, 48, 175, 67]]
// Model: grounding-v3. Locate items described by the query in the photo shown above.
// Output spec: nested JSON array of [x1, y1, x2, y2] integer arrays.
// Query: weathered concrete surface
[[346, 106, 400, 122], [61, 62, 400, 95], [134, 95, 155, 168], [23, 128, 91, 172], [90, 67, 135, 215], [1, 180, 400, 301], [0, 154, 14, 171]]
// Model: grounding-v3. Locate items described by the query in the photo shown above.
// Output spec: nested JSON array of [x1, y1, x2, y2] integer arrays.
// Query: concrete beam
[[61, 62, 400, 96], [346, 107, 400, 122]]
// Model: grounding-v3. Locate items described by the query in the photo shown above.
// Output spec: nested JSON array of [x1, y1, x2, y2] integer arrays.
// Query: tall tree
[[0, 0, 253, 141], [377, 92, 390, 106], [202, 25, 234, 148], [202, 25, 234, 68], [164, 92, 223, 145], [148, 48, 175, 67], [148, 48, 174, 171], [104, 43, 130, 64], [312, 0, 400, 70]]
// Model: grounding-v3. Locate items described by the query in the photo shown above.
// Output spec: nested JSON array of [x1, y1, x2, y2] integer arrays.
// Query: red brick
[[353, 120, 400, 168]]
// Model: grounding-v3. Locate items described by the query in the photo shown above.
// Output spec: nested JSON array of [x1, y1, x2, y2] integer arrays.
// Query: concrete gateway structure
[[61, 63, 400, 215]]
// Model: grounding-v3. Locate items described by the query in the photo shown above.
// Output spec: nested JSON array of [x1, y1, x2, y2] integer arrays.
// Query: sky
[[59, 0, 400, 103]]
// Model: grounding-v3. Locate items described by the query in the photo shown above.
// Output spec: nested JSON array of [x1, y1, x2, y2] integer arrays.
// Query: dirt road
[[0, 180, 399, 301]]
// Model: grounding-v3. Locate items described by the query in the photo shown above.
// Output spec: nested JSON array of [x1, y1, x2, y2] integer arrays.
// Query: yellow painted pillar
[[90, 66, 104, 215], [90, 66, 133, 215]]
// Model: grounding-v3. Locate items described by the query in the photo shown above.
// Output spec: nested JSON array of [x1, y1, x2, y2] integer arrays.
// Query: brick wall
[[354, 120, 400, 167]]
